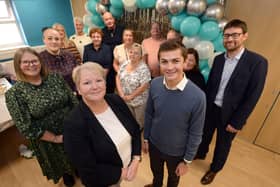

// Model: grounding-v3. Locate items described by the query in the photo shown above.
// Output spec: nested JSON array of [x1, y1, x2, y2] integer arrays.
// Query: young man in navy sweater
[[143, 40, 206, 187]]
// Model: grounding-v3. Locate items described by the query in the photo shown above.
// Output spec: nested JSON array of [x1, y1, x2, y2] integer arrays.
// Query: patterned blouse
[[119, 60, 151, 107], [5, 73, 78, 183], [39, 50, 79, 91]]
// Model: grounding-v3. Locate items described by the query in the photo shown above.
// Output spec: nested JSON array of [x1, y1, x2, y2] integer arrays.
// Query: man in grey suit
[[195, 19, 268, 185]]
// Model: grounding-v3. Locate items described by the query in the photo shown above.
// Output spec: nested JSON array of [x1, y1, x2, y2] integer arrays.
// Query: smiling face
[[128, 46, 142, 63], [91, 32, 102, 47], [123, 30, 134, 45], [75, 19, 84, 35], [223, 27, 248, 52], [185, 53, 197, 71], [77, 69, 106, 103], [43, 29, 61, 54], [159, 48, 185, 88], [102, 12, 115, 29], [150, 22, 161, 39], [20, 52, 42, 79], [53, 24, 65, 39]]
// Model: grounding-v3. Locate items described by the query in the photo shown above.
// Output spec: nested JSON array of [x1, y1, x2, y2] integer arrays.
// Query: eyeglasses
[[223, 33, 243, 39], [21, 59, 40, 66]]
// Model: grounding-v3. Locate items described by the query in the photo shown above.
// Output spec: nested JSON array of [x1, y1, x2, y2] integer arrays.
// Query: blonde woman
[[116, 44, 151, 129], [113, 29, 142, 72], [53, 23, 82, 64], [64, 62, 141, 187]]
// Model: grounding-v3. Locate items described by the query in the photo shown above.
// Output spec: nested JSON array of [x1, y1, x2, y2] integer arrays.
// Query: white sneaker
[[18, 144, 34, 159]]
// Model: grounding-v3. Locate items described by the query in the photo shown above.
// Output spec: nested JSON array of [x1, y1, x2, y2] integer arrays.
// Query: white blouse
[[95, 106, 132, 167]]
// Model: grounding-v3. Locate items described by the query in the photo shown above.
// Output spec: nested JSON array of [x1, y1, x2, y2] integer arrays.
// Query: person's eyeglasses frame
[[21, 59, 40, 66], [223, 33, 244, 39]]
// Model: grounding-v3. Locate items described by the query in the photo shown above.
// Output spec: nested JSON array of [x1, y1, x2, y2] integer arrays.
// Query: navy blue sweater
[[144, 77, 206, 161]]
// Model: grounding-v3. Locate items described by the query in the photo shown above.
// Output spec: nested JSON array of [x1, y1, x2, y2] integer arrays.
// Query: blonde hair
[[52, 23, 72, 48], [72, 62, 106, 86], [13, 47, 48, 82]]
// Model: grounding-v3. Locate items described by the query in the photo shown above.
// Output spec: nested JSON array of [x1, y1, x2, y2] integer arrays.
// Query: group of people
[[5, 12, 267, 187]]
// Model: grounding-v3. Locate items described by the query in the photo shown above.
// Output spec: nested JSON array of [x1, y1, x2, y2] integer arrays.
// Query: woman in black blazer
[[184, 48, 206, 92], [63, 62, 141, 187]]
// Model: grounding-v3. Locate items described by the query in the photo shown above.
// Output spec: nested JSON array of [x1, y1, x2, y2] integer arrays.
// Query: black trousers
[[148, 142, 182, 187], [196, 103, 236, 172]]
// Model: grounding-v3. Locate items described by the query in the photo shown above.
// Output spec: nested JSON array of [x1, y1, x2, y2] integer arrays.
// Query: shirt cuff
[[184, 159, 192, 164]]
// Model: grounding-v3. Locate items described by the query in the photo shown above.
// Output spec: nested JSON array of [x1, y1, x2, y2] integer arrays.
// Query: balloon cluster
[[83, 0, 228, 81]]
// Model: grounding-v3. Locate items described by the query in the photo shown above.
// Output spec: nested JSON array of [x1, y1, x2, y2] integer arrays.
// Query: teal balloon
[[109, 6, 123, 18], [83, 25, 89, 34], [141, 0, 156, 8], [198, 21, 220, 41], [199, 59, 209, 71], [136, 0, 145, 9], [171, 12, 188, 31], [180, 16, 201, 37], [201, 67, 210, 82], [207, 0, 217, 5], [91, 14, 104, 27], [110, 0, 124, 9], [87, 0, 98, 14], [212, 32, 226, 52]]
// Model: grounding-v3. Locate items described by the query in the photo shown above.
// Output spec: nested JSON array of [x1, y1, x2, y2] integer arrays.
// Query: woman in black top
[[184, 48, 206, 92]]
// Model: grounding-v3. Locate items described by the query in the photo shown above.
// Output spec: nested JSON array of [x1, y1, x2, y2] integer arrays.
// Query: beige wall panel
[[226, 0, 280, 142], [255, 93, 280, 153], [71, 0, 87, 18]]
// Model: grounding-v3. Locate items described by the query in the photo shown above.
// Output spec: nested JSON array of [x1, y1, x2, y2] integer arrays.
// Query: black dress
[[185, 70, 206, 92]]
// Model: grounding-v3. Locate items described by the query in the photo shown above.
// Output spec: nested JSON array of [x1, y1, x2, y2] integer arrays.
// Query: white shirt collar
[[225, 48, 245, 60], [163, 74, 188, 91]]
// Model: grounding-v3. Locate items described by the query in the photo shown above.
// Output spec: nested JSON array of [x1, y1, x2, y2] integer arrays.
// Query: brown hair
[[186, 48, 200, 72], [89, 27, 104, 38], [223, 19, 248, 34], [13, 47, 48, 82], [158, 40, 187, 60]]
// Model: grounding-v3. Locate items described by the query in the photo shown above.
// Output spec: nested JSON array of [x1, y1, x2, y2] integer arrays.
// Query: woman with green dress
[[5, 47, 78, 187]]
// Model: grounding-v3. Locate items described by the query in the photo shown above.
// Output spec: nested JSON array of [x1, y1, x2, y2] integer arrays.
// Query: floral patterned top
[[119, 60, 151, 107], [5, 73, 78, 183]]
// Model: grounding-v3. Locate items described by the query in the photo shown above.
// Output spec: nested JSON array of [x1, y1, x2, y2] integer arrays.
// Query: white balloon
[[122, 0, 136, 7], [182, 36, 200, 48], [208, 51, 223, 67], [195, 41, 215, 60], [83, 14, 93, 27], [124, 5, 137, 12]]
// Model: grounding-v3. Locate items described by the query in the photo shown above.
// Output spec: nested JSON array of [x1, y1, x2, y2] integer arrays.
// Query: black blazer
[[63, 94, 141, 187], [206, 49, 268, 130]]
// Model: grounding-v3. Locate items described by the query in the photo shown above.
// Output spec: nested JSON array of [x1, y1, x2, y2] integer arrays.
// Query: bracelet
[[133, 156, 142, 162]]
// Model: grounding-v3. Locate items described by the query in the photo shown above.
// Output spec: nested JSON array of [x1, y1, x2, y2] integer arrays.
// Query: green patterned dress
[[5, 73, 78, 183]]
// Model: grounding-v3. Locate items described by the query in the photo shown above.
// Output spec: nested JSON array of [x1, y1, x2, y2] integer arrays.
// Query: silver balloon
[[99, 0, 110, 5], [187, 0, 207, 16], [182, 36, 200, 48], [96, 3, 107, 15], [168, 0, 186, 15], [203, 3, 224, 21], [155, 0, 169, 15], [218, 17, 228, 31]]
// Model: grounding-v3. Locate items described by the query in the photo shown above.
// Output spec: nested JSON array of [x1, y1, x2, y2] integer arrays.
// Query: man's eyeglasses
[[223, 33, 243, 39], [21, 59, 40, 66]]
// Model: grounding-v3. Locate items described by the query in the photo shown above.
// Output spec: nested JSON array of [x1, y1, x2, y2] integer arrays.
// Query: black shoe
[[63, 173, 75, 187], [200, 170, 217, 185]]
